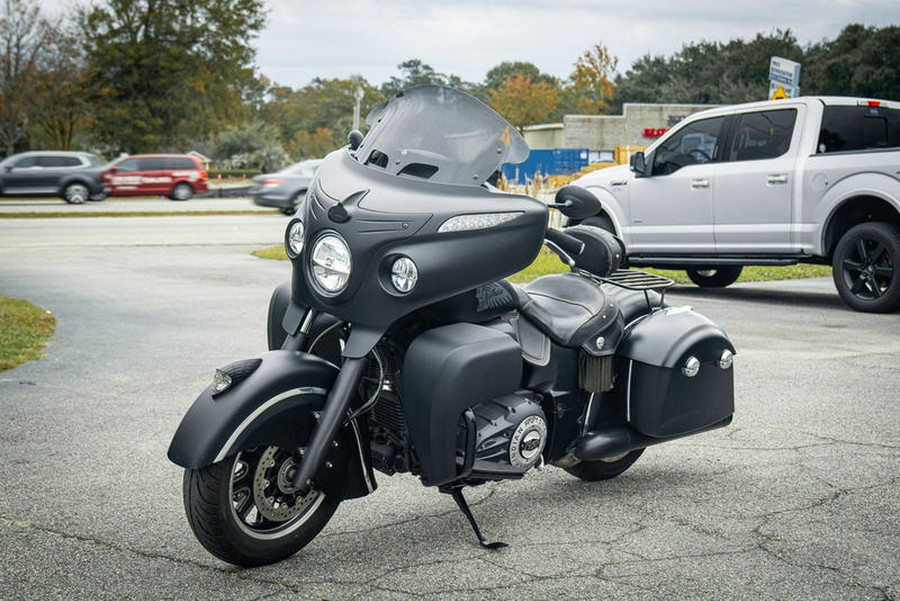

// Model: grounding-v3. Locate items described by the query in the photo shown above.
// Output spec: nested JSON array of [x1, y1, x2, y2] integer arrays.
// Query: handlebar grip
[[545, 228, 585, 258]]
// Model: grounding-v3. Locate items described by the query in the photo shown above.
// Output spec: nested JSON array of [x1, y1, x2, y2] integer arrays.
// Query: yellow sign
[[770, 85, 788, 100]]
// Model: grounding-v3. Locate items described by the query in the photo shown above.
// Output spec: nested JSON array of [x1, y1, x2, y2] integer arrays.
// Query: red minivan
[[103, 154, 209, 200]]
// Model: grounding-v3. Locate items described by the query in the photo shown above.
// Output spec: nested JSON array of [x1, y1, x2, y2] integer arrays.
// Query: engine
[[458, 392, 548, 479]]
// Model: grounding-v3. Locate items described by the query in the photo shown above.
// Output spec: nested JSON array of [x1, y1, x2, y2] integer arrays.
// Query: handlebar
[[545, 228, 585, 258]]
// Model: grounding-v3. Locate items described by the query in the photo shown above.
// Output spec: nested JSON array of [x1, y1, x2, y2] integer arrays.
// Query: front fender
[[167, 350, 375, 499]]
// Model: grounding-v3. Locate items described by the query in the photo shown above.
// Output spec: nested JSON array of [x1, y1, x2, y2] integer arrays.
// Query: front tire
[[686, 266, 743, 288], [832, 222, 900, 313], [183, 445, 339, 567], [564, 449, 644, 481]]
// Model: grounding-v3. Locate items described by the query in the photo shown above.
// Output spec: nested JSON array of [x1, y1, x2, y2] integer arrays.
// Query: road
[[0, 214, 897, 600]]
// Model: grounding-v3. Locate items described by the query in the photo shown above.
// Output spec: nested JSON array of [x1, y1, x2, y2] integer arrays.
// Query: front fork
[[285, 308, 368, 495]]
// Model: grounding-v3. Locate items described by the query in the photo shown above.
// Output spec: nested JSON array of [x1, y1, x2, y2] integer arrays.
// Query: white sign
[[769, 56, 801, 87]]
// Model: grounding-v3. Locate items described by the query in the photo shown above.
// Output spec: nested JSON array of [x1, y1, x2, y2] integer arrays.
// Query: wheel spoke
[[842, 259, 863, 273], [856, 238, 869, 261], [232, 486, 253, 516], [868, 242, 886, 263], [868, 279, 883, 298], [874, 265, 894, 278], [850, 276, 867, 295]]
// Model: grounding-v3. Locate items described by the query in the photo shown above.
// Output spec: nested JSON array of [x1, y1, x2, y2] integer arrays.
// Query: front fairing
[[291, 149, 547, 356]]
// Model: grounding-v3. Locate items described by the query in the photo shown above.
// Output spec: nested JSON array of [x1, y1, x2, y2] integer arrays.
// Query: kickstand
[[447, 487, 508, 550]]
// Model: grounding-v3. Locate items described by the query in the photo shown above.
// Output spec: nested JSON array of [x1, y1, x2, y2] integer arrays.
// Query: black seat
[[520, 273, 623, 354]]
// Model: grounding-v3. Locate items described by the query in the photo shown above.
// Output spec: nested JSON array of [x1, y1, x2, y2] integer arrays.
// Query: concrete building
[[524, 103, 716, 162]]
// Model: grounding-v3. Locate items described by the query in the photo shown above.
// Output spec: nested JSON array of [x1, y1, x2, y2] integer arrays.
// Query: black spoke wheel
[[832, 222, 900, 313], [183, 445, 339, 567], [686, 266, 743, 288], [563, 449, 644, 481]]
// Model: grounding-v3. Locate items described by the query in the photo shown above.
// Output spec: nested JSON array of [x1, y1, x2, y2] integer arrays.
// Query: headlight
[[310, 233, 352, 295], [390, 256, 418, 293], [285, 219, 304, 258]]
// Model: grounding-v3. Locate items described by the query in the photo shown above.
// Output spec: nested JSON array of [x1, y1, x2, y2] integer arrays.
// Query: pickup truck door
[[628, 115, 728, 254], [713, 107, 802, 253]]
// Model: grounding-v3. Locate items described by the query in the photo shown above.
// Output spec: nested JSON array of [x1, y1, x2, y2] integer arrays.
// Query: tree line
[[2, 0, 897, 171]]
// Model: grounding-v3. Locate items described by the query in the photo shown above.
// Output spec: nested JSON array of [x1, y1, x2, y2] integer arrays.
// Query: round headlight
[[286, 219, 304, 258], [310, 234, 352, 295], [390, 256, 418, 293]]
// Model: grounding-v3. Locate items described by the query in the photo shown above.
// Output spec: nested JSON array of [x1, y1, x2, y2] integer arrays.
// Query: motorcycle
[[168, 85, 735, 567]]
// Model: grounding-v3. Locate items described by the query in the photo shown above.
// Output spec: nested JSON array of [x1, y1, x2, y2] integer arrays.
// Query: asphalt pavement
[[0, 211, 897, 600]]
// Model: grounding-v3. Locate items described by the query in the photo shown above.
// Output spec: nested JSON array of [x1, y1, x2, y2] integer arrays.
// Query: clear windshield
[[357, 85, 529, 186]]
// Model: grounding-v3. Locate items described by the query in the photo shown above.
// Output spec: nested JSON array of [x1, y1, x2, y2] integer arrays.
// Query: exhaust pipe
[[574, 416, 732, 461]]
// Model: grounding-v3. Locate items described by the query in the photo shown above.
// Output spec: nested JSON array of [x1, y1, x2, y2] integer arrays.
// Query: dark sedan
[[0, 151, 106, 204], [250, 159, 322, 215]]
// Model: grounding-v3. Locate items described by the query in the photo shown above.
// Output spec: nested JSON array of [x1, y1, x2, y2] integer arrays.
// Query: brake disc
[[252, 446, 318, 522]]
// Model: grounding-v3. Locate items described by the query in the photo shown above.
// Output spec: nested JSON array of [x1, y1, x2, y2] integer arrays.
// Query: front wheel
[[564, 449, 644, 481], [183, 445, 339, 567], [831, 222, 900, 313], [686, 266, 743, 288]]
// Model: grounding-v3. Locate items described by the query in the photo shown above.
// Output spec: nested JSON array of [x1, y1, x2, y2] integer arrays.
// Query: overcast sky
[[46, 0, 898, 89]]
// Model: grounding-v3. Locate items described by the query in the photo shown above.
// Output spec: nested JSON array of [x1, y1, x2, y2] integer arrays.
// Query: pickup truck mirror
[[630, 151, 648, 177], [552, 185, 602, 220]]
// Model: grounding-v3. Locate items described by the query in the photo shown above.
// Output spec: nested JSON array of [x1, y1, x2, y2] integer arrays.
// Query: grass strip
[[252, 245, 831, 283], [0, 295, 56, 371], [0, 210, 275, 219]]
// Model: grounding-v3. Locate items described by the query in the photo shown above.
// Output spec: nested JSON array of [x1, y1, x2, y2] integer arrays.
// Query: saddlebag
[[402, 323, 522, 487], [617, 307, 735, 438]]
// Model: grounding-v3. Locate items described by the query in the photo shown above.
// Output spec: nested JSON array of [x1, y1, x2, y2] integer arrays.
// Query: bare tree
[[0, 0, 50, 155]]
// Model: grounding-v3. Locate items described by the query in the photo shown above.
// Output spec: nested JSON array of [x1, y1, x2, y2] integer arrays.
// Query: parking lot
[[0, 208, 898, 599]]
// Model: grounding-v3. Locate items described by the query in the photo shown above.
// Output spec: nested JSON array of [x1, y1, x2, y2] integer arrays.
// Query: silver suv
[[0, 151, 107, 204]]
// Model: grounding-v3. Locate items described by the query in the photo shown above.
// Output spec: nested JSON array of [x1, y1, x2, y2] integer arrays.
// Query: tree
[[80, 0, 266, 153], [804, 24, 900, 99], [0, 0, 51, 155], [612, 30, 803, 108], [488, 74, 560, 131], [380, 59, 473, 98], [569, 43, 618, 114], [213, 121, 288, 172], [32, 22, 92, 150]]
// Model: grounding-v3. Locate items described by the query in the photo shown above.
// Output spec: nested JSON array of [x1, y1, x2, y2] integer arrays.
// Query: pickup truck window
[[818, 106, 900, 153], [651, 116, 726, 176], [729, 109, 797, 161]]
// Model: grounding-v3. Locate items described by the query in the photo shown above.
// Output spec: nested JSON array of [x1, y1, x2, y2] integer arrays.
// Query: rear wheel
[[686, 266, 743, 288], [564, 449, 644, 481], [183, 445, 339, 567], [170, 182, 193, 201], [63, 183, 89, 204], [282, 190, 306, 216], [832, 222, 900, 313]]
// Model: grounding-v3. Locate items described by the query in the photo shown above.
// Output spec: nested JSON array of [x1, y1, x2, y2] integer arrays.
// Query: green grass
[[0, 210, 274, 219], [252, 244, 832, 283], [0, 295, 57, 371], [252, 245, 289, 260]]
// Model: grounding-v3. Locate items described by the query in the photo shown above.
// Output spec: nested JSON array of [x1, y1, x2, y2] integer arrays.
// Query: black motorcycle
[[168, 86, 735, 567]]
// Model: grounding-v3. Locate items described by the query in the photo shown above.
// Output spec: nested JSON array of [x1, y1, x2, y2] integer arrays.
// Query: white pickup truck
[[567, 96, 900, 313]]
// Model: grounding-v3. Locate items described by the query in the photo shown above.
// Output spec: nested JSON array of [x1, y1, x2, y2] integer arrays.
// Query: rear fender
[[167, 350, 375, 500]]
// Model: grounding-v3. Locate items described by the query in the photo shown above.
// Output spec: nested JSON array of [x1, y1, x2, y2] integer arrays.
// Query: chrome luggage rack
[[594, 269, 674, 309]]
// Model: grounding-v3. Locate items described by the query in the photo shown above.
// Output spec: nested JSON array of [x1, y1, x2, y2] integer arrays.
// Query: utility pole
[[353, 87, 364, 131]]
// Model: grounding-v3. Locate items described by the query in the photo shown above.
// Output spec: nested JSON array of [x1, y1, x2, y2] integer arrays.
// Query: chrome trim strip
[[349, 417, 374, 493], [214, 387, 328, 463], [626, 360, 634, 423]]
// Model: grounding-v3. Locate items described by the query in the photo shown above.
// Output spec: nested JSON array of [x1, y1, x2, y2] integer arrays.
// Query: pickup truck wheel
[[686, 266, 742, 288], [832, 222, 900, 313], [582, 214, 615, 234]]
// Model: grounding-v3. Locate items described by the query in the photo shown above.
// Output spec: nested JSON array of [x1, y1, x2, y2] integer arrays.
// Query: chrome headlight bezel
[[285, 218, 304, 259], [308, 231, 352, 297]]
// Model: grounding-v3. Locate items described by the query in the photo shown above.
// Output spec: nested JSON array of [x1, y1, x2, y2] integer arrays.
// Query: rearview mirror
[[553, 185, 602, 220], [629, 151, 647, 177]]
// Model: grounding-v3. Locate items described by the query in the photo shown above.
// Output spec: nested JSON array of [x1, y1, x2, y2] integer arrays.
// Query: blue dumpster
[[501, 148, 589, 183]]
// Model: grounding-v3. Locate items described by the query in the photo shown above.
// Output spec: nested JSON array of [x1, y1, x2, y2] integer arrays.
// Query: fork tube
[[291, 356, 368, 494]]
